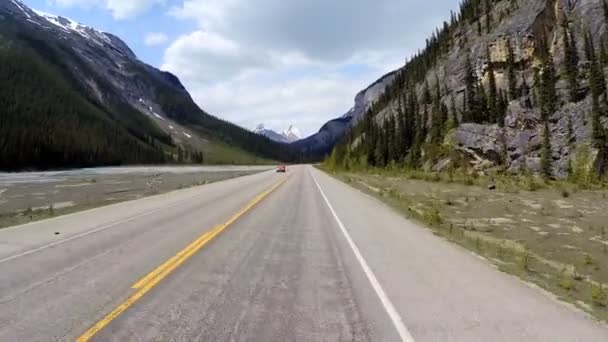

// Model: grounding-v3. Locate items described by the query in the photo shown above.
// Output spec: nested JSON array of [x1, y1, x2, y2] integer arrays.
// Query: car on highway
[[276, 165, 287, 173]]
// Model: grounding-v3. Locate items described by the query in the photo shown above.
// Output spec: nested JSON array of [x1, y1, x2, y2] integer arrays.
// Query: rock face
[[293, 70, 397, 158], [452, 96, 608, 178], [343, 0, 608, 178]]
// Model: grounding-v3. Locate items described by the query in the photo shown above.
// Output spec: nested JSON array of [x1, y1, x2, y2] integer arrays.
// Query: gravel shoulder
[[327, 169, 608, 323]]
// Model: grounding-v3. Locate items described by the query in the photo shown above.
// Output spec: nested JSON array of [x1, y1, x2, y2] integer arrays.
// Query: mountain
[[282, 125, 303, 142], [254, 124, 289, 143], [0, 0, 294, 171], [254, 124, 303, 143], [293, 70, 396, 159], [326, 0, 608, 179]]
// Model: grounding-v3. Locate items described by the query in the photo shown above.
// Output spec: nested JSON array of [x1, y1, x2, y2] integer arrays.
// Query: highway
[[0, 165, 607, 341]]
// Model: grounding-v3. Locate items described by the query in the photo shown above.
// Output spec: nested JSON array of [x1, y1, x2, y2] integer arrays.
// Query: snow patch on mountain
[[11, 0, 31, 19], [33, 9, 113, 47], [254, 124, 303, 143], [282, 125, 303, 142]]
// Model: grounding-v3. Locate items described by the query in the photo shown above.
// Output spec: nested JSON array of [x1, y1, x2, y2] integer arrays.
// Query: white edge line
[[311, 169, 415, 342]]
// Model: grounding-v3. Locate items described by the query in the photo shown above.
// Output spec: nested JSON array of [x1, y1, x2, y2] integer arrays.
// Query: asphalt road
[[1, 165, 607, 341]]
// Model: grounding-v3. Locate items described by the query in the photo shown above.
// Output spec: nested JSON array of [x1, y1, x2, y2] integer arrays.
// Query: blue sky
[[21, 0, 460, 137]]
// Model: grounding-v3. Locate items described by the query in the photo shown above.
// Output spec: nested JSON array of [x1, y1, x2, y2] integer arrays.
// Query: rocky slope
[[292, 70, 396, 158], [0, 0, 292, 170], [330, 0, 608, 179]]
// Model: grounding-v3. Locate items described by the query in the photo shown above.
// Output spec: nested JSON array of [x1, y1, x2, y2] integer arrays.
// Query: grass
[[322, 166, 608, 322], [202, 141, 276, 165]]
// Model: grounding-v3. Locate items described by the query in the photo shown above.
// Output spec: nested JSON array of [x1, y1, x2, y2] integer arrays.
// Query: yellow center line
[[76, 176, 289, 342]]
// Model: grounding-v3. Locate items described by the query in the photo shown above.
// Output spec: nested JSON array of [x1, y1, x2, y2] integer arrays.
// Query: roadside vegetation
[[321, 164, 608, 322]]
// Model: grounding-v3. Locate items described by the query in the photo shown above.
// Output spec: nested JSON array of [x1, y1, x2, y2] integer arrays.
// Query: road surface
[[0, 165, 606, 341]]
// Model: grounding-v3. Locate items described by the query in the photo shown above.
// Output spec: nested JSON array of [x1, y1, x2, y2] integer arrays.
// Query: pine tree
[[397, 92, 407, 159], [449, 93, 459, 128], [422, 80, 432, 105], [538, 39, 558, 122], [600, 40, 608, 70], [486, 46, 498, 123], [585, 31, 607, 99], [592, 95, 604, 141], [484, 0, 493, 33], [561, 16, 582, 102], [387, 116, 397, 163], [603, 0, 608, 26], [464, 54, 479, 123], [478, 80, 488, 123], [430, 78, 445, 144], [497, 89, 508, 127], [541, 121, 553, 178], [521, 73, 533, 108], [532, 67, 540, 108], [506, 38, 518, 100]]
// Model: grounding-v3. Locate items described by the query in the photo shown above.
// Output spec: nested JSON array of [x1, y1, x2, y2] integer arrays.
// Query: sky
[[22, 0, 460, 137]]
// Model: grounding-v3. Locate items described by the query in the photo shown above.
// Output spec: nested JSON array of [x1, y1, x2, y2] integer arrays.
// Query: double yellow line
[[76, 177, 288, 342]]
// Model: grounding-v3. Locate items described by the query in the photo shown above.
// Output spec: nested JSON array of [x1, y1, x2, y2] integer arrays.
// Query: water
[[0, 166, 274, 185]]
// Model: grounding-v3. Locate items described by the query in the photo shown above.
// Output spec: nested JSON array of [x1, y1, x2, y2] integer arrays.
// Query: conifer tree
[[561, 16, 582, 102], [585, 31, 606, 100], [484, 0, 493, 33], [538, 40, 558, 121], [478, 80, 488, 123], [422, 80, 432, 105], [603, 0, 608, 26], [430, 78, 445, 144], [506, 38, 518, 100], [497, 89, 508, 127], [592, 95, 604, 141], [464, 54, 479, 122], [486, 46, 498, 123], [600, 40, 608, 70], [449, 93, 459, 128], [541, 121, 553, 178]]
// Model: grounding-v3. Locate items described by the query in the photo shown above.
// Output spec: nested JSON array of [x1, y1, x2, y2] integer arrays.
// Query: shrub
[[592, 284, 607, 307], [519, 251, 532, 271], [559, 274, 575, 291], [423, 207, 443, 226]]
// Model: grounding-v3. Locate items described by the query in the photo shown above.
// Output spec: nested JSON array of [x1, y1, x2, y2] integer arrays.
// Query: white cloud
[[49, 0, 164, 19], [162, 0, 460, 136], [144, 32, 169, 46]]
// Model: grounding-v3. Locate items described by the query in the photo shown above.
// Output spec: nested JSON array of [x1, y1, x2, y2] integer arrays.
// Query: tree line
[[327, 0, 608, 179]]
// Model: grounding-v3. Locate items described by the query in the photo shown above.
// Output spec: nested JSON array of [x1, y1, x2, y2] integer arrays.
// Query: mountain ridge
[[0, 0, 295, 170], [293, 70, 397, 159], [326, 0, 608, 179], [254, 124, 303, 143]]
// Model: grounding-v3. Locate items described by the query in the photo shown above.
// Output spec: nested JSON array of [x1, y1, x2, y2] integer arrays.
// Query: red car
[[276, 165, 287, 173]]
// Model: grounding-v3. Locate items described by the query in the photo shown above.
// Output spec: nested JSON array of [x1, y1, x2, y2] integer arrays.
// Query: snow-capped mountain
[[282, 125, 303, 143], [32, 10, 117, 48], [254, 124, 303, 143], [0, 0, 293, 169]]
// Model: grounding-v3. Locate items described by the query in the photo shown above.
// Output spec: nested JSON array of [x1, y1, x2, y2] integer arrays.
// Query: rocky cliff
[[293, 70, 396, 158], [331, 0, 608, 179]]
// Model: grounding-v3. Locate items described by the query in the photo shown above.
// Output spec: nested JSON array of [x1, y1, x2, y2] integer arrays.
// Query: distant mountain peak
[[254, 124, 302, 143], [283, 125, 303, 142]]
